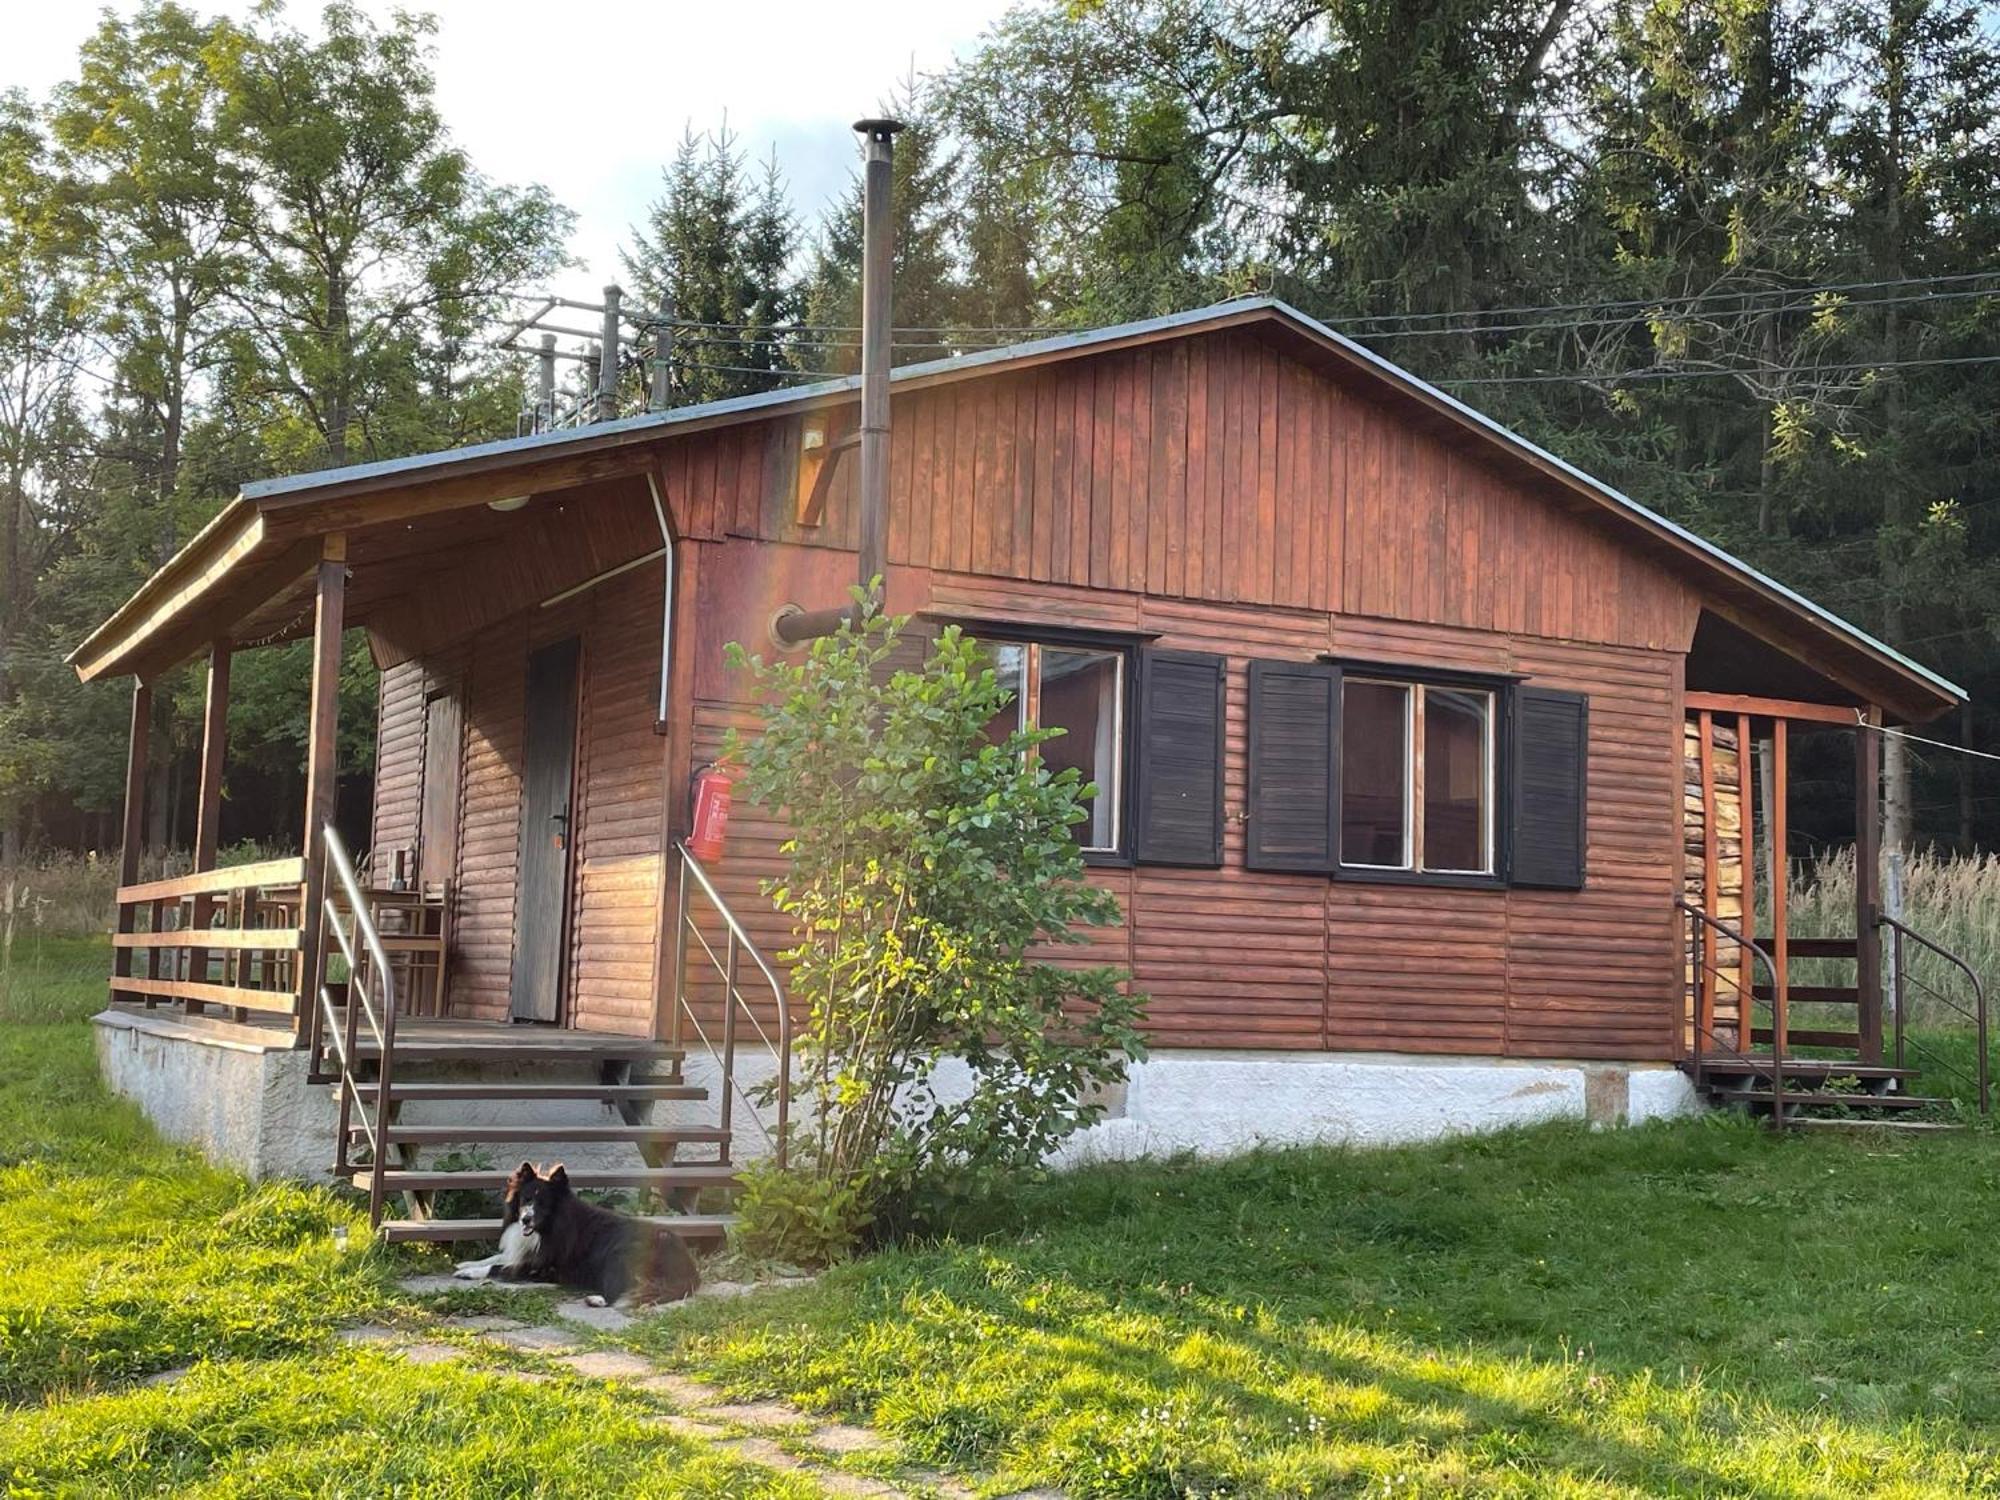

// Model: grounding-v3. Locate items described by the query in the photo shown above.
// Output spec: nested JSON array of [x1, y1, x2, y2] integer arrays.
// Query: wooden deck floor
[[102, 1003, 675, 1063]]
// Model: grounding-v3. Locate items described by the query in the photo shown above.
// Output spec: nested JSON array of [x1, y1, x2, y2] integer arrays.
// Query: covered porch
[[70, 419, 703, 1048]]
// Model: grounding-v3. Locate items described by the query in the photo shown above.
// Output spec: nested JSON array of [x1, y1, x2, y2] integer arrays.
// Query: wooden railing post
[[188, 640, 233, 1019], [1854, 707, 1885, 1064], [1696, 710, 1719, 1050], [297, 536, 347, 1042], [1772, 717, 1790, 1118], [113, 681, 152, 1005]]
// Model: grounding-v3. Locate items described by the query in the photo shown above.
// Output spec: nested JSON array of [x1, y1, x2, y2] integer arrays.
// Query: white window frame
[[1339, 678, 1496, 877]]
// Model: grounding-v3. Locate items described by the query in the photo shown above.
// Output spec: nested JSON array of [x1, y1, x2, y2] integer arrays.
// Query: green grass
[[0, 1348, 822, 1497], [16, 936, 2000, 1494], [0, 941, 826, 1497], [632, 1119, 2000, 1496]]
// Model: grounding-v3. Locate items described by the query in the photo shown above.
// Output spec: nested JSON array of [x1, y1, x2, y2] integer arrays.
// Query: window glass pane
[[980, 643, 1028, 746], [1038, 647, 1122, 849], [1341, 681, 1409, 866], [1423, 688, 1491, 872]]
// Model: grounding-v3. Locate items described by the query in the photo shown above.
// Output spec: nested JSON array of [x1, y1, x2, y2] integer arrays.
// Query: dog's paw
[[452, 1262, 491, 1280], [583, 1293, 608, 1307]]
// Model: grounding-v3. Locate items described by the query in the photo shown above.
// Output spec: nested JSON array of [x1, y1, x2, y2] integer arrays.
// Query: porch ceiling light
[[487, 494, 531, 513]]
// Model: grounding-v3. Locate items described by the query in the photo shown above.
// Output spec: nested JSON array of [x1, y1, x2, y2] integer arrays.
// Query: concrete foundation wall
[[680, 1046, 1703, 1166], [95, 1009, 1701, 1186]]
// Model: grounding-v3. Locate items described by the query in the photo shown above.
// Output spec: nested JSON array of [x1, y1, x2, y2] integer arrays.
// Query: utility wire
[[1439, 353, 2000, 386], [1862, 720, 2000, 765]]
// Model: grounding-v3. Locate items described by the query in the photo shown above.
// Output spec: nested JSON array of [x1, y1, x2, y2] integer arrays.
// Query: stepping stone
[[139, 1365, 193, 1388], [555, 1297, 635, 1332], [439, 1314, 524, 1333], [636, 1371, 718, 1406], [809, 1422, 889, 1455], [399, 1273, 541, 1296], [555, 1349, 659, 1381], [398, 1341, 468, 1366], [708, 1399, 805, 1428], [694, 1279, 757, 1301], [488, 1325, 579, 1354], [337, 1324, 400, 1346]]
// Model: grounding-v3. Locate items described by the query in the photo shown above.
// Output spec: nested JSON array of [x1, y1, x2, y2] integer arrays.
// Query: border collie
[[453, 1162, 701, 1305]]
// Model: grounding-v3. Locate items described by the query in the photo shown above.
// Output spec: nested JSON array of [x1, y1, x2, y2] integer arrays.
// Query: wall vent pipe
[[775, 117, 901, 647]]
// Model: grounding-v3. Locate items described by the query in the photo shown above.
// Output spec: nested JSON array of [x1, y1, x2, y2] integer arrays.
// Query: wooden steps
[[377, 1214, 734, 1245], [1787, 1117, 1964, 1135], [351, 1080, 706, 1103], [347, 1123, 731, 1146], [349, 1164, 740, 1194]]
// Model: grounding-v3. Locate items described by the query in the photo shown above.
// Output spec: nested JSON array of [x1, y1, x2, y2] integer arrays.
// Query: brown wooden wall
[[372, 325, 1703, 1060], [368, 562, 664, 1037]]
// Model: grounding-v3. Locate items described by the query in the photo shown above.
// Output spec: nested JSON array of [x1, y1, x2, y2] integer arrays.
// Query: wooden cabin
[[74, 298, 1980, 1241]]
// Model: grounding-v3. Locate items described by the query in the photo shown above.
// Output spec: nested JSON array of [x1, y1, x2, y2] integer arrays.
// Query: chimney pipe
[[774, 117, 902, 647], [853, 118, 900, 604]]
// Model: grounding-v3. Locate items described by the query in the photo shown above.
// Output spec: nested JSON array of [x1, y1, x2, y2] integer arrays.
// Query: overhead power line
[[1333, 270, 2000, 329], [1438, 353, 2000, 386]]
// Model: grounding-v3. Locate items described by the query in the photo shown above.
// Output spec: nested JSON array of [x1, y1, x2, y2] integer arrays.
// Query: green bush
[[724, 593, 1147, 1257], [729, 1155, 874, 1266]]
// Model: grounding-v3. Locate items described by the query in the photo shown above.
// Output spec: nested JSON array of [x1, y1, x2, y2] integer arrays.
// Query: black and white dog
[[453, 1162, 701, 1306]]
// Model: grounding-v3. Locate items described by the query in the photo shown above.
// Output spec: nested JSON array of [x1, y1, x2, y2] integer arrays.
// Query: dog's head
[[503, 1161, 572, 1236]]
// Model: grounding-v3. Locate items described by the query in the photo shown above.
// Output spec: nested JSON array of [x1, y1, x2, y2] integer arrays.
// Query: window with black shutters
[[1510, 687, 1588, 889], [1132, 649, 1226, 867], [1245, 657, 1588, 890]]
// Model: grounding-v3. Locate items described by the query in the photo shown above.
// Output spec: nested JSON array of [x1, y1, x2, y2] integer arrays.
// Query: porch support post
[[187, 641, 232, 1018], [297, 536, 347, 1041], [194, 640, 231, 871], [1855, 707, 1885, 1064], [112, 679, 152, 1005]]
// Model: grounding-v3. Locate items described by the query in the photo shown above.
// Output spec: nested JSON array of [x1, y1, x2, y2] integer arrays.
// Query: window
[[977, 638, 1126, 854], [1340, 678, 1495, 876]]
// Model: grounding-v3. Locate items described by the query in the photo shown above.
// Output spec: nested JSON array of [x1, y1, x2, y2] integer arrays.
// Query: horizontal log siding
[[565, 563, 666, 1037], [450, 617, 528, 1021], [364, 324, 1705, 1059]]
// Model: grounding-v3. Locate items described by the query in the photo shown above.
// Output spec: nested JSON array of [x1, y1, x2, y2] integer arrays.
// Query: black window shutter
[[1510, 687, 1588, 889], [1246, 660, 1340, 873], [1133, 648, 1226, 867]]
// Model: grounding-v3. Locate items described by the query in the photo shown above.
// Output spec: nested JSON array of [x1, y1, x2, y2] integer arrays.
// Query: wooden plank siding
[[369, 324, 1703, 1060]]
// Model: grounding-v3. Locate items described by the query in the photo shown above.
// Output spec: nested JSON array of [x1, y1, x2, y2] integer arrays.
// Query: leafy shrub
[[724, 594, 1147, 1256], [730, 1155, 873, 1267]]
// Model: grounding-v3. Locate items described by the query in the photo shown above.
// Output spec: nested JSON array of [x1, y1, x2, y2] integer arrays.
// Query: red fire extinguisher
[[687, 763, 734, 864]]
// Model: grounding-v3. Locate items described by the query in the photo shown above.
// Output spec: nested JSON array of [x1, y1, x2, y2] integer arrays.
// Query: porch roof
[[68, 297, 1964, 723]]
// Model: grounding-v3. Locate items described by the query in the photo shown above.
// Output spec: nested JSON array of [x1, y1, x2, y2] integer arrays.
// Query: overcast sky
[[9, 0, 1014, 307]]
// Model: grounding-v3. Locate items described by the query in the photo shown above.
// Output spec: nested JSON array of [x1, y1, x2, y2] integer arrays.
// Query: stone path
[[351, 1273, 1065, 1500]]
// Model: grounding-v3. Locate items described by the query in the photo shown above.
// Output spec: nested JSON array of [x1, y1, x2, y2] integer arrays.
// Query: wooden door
[[418, 687, 462, 884], [511, 638, 581, 1023]]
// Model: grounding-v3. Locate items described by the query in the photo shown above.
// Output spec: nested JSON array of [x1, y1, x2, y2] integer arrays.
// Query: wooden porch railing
[[112, 857, 308, 1020]]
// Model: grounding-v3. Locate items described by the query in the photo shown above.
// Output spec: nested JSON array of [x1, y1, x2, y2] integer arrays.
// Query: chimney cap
[[852, 117, 906, 140]]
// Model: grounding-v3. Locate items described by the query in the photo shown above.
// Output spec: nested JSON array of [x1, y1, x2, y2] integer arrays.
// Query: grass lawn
[[9, 936, 2000, 1495], [0, 940, 819, 1498], [632, 1115, 2000, 1497]]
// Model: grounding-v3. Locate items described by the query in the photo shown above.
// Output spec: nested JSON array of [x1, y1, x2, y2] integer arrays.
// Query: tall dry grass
[[1788, 847, 2000, 1029], [0, 841, 291, 942]]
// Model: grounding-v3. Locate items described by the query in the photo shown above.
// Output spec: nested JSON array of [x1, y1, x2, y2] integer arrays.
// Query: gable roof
[[70, 297, 1963, 721]]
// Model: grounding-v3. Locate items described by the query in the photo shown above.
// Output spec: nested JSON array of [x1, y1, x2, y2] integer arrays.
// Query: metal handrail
[[1678, 897, 1789, 1123], [1880, 912, 1989, 1115], [317, 823, 400, 1227], [671, 841, 791, 1169]]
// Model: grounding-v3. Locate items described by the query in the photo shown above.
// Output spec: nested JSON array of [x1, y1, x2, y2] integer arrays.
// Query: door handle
[[551, 806, 570, 850]]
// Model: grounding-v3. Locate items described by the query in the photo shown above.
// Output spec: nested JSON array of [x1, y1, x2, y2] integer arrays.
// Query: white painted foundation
[[94, 1008, 1701, 1184], [677, 1044, 1702, 1165]]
